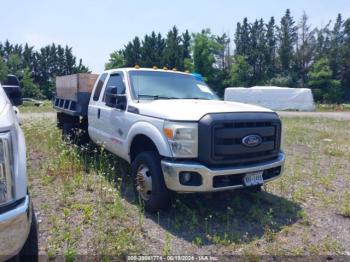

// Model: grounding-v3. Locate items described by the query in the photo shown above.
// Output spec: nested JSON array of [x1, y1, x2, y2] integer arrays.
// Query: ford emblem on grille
[[242, 134, 262, 147]]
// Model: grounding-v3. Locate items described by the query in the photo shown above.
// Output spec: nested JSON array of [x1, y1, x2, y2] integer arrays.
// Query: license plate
[[243, 171, 264, 186]]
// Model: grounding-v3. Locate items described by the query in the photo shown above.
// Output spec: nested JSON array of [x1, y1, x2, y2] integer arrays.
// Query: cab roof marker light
[[135, 65, 140, 69], [153, 66, 158, 70], [192, 73, 203, 81], [163, 67, 168, 70], [172, 68, 177, 71]]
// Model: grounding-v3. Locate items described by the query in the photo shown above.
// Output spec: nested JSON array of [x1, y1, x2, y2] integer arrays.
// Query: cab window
[[93, 73, 107, 101]]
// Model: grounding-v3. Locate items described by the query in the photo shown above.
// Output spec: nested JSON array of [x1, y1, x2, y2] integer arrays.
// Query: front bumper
[[161, 152, 285, 192], [0, 195, 31, 259]]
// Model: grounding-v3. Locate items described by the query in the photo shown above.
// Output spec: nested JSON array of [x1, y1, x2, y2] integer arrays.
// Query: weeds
[[23, 115, 350, 256]]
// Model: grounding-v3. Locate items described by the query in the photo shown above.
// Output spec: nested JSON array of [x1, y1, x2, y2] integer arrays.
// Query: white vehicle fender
[[126, 121, 172, 159]]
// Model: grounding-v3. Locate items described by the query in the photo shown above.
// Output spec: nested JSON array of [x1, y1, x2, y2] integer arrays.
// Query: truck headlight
[[0, 133, 13, 206], [163, 121, 198, 158]]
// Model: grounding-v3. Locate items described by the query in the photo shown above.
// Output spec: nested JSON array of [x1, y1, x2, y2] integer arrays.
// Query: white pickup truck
[[54, 68, 285, 212], [0, 84, 38, 260]]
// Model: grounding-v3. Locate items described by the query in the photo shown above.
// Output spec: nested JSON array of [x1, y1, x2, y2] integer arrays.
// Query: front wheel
[[131, 151, 171, 212]]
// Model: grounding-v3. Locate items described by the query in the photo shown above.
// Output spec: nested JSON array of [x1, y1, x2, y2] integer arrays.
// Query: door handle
[[97, 108, 101, 119]]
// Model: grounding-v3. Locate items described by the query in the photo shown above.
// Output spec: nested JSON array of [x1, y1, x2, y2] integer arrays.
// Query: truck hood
[[135, 99, 273, 121]]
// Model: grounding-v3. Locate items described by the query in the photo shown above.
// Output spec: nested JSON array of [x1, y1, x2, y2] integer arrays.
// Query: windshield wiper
[[181, 97, 210, 100], [138, 94, 180, 100]]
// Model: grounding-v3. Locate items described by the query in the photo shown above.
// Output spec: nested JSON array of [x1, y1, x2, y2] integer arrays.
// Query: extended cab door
[[88, 73, 108, 143], [98, 72, 128, 155]]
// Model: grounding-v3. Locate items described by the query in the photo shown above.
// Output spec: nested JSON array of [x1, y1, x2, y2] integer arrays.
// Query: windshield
[[129, 70, 218, 100]]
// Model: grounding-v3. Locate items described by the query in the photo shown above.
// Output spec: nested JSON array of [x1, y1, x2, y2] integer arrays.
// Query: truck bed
[[54, 73, 98, 116]]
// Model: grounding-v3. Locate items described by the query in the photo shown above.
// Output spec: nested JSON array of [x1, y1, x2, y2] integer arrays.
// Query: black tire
[[19, 209, 39, 262], [62, 123, 74, 139], [131, 151, 171, 212], [56, 113, 63, 129]]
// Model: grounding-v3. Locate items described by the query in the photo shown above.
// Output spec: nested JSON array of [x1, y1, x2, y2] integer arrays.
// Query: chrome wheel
[[136, 164, 152, 200]]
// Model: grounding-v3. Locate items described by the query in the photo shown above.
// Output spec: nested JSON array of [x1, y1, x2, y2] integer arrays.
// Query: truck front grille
[[198, 112, 281, 166]]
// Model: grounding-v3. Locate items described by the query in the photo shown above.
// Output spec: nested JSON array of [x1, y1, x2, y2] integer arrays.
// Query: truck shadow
[[78, 143, 301, 246], [146, 190, 301, 245]]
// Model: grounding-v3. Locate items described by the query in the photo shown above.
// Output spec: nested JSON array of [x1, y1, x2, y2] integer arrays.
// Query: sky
[[1, 0, 350, 73]]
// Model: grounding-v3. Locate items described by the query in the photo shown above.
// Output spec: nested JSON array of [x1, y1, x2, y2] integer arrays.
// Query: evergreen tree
[[278, 9, 298, 74], [341, 18, 350, 98], [141, 32, 160, 67], [266, 17, 277, 78], [22, 43, 34, 69], [163, 26, 183, 70], [234, 18, 250, 57], [314, 22, 331, 60], [182, 30, 191, 60], [124, 37, 142, 66], [329, 14, 344, 79], [295, 12, 315, 87], [64, 46, 76, 75], [249, 19, 267, 84], [156, 33, 166, 65]]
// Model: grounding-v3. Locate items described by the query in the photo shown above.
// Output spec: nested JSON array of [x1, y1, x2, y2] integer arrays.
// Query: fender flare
[[126, 121, 172, 161]]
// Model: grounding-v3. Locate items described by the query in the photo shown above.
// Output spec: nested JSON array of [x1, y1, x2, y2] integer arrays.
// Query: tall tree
[[295, 12, 315, 87], [124, 37, 142, 67], [329, 14, 344, 79], [141, 32, 161, 67], [182, 30, 191, 60], [234, 18, 250, 58], [266, 17, 277, 78], [163, 26, 183, 70], [341, 18, 350, 98], [278, 9, 298, 74]]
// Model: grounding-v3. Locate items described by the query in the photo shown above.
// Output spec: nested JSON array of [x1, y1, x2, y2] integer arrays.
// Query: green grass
[[19, 100, 55, 113], [23, 119, 141, 258], [315, 103, 350, 112], [23, 115, 350, 257]]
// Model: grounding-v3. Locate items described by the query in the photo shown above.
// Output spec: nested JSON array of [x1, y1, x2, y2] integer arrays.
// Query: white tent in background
[[224, 86, 315, 111]]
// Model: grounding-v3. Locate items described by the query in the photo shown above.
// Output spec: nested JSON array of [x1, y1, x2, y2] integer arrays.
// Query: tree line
[[106, 9, 350, 102], [0, 41, 89, 98]]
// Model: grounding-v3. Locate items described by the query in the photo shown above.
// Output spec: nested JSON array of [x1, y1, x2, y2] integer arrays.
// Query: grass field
[[316, 104, 350, 112], [23, 115, 350, 259], [18, 100, 55, 113]]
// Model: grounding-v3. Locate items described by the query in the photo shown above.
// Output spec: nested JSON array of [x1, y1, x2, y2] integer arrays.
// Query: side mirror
[[105, 87, 118, 107], [105, 87, 127, 110], [115, 94, 127, 110]]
